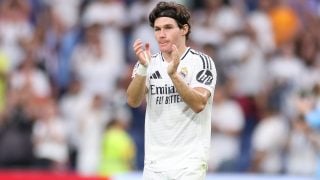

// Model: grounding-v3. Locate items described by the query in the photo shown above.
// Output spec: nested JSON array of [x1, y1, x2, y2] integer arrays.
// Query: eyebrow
[[154, 23, 176, 29]]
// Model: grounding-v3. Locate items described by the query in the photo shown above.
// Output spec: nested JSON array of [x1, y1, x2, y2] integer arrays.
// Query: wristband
[[135, 63, 148, 76]]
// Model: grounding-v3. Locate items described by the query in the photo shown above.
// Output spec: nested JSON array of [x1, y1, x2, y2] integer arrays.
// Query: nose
[[159, 29, 166, 38]]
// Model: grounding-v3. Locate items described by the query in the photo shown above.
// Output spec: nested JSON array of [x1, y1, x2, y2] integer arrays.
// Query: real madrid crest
[[179, 67, 188, 78]]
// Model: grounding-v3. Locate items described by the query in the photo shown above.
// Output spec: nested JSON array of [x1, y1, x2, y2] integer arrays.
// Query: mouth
[[159, 41, 169, 46]]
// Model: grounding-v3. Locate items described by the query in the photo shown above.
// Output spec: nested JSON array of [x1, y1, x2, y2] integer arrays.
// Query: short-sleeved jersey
[[133, 47, 217, 171]]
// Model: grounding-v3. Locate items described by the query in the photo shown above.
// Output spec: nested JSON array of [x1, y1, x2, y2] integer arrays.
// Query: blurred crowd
[[0, 0, 319, 178]]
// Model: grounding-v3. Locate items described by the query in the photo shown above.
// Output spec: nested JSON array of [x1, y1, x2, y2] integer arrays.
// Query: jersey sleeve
[[189, 54, 217, 95]]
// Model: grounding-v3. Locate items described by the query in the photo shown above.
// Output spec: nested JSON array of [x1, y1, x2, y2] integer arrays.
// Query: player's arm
[[127, 74, 147, 108], [168, 45, 213, 113], [170, 73, 210, 113], [127, 39, 150, 108]]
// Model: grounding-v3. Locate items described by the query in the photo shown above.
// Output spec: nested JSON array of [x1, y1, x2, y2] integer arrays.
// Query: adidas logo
[[150, 71, 162, 79]]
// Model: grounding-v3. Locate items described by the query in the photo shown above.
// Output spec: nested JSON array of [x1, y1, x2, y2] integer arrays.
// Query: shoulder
[[189, 48, 213, 61], [151, 52, 161, 59], [149, 52, 162, 64], [188, 48, 215, 70]]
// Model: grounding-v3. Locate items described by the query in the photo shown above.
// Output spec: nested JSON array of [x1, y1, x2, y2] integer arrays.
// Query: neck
[[163, 45, 187, 62]]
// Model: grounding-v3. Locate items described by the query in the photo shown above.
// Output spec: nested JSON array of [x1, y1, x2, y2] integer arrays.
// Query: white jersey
[[134, 47, 217, 171]]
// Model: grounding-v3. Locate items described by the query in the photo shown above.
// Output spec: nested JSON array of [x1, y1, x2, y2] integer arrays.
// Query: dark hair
[[149, 1, 191, 40]]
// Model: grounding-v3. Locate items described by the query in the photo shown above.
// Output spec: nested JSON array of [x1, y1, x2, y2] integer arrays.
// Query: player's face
[[154, 17, 185, 53]]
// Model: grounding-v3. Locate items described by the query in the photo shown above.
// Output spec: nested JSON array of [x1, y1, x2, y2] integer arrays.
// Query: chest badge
[[179, 67, 188, 78]]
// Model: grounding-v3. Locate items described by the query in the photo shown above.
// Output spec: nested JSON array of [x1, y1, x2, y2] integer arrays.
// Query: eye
[[164, 25, 174, 29]]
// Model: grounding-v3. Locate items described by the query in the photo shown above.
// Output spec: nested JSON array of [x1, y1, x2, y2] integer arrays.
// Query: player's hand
[[167, 44, 180, 76], [133, 39, 151, 66]]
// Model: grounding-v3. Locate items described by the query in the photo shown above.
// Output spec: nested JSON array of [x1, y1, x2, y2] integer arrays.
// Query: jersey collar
[[161, 47, 191, 62]]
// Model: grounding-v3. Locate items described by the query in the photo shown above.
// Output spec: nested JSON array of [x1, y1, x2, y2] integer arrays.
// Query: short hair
[[149, 1, 191, 40]]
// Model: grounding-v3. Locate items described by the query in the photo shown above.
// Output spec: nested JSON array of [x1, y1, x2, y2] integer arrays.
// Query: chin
[[159, 46, 171, 53]]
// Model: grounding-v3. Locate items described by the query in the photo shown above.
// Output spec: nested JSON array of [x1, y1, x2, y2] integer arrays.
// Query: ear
[[181, 24, 189, 36]]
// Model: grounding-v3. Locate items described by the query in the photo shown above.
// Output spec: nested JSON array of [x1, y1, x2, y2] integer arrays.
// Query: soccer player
[[126, 1, 217, 179]]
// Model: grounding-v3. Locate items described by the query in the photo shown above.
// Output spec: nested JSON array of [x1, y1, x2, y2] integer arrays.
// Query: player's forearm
[[169, 73, 209, 113], [127, 75, 147, 108]]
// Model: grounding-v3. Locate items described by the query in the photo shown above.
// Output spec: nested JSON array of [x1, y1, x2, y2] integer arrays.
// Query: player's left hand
[[167, 44, 180, 76]]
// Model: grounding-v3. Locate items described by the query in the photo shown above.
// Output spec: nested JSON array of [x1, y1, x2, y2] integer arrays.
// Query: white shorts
[[143, 163, 207, 180]]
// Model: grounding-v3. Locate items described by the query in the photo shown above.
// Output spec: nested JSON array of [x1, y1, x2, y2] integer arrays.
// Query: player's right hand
[[133, 39, 151, 66], [167, 44, 180, 76]]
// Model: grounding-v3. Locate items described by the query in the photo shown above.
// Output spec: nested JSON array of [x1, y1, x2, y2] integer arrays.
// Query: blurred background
[[0, 0, 319, 179]]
